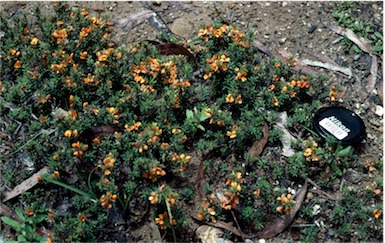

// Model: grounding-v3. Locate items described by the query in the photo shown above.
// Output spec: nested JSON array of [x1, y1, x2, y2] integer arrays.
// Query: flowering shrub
[[0, 3, 382, 242]]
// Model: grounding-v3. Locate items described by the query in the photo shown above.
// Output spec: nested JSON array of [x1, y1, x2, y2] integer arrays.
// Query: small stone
[[308, 24, 317, 34], [306, 192, 314, 200], [152, 1, 162, 6], [196, 226, 224, 243], [264, 35, 269, 39], [372, 3, 379, 10], [375, 105, 384, 116], [282, 1, 288, 7], [328, 229, 336, 237], [279, 37, 287, 44], [170, 18, 193, 38], [353, 54, 361, 61], [265, 2, 271, 6]]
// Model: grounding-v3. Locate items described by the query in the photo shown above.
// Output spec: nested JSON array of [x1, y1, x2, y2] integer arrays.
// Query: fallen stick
[[2, 166, 49, 202], [323, 21, 380, 100], [301, 59, 352, 77]]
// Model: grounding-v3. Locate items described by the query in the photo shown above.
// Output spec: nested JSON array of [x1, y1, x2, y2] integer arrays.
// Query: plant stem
[[44, 177, 96, 201]]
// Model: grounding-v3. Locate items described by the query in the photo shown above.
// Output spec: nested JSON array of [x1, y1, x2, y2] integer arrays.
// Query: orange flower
[[289, 91, 296, 98], [235, 95, 242, 104], [303, 148, 313, 157], [51, 28, 68, 39], [39, 116, 47, 123], [235, 70, 247, 82], [227, 130, 237, 139], [53, 171, 60, 178], [27, 208, 34, 216], [80, 51, 88, 59], [98, 54, 108, 62], [274, 62, 281, 68], [203, 71, 212, 80], [79, 213, 87, 222], [220, 54, 230, 63], [269, 84, 275, 91], [253, 189, 261, 197], [210, 62, 219, 72], [198, 28, 208, 37], [149, 192, 159, 204], [47, 209, 55, 221], [81, 9, 89, 16], [374, 209, 381, 219], [225, 93, 235, 103], [14, 60, 21, 69], [272, 96, 279, 106], [329, 91, 337, 101], [10, 48, 17, 55], [30, 37, 39, 45]]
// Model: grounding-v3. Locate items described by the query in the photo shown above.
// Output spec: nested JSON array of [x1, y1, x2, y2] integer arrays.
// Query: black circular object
[[312, 107, 365, 145]]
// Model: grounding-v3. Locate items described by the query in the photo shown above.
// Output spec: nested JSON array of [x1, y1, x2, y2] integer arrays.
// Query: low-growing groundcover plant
[[0, 3, 382, 242]]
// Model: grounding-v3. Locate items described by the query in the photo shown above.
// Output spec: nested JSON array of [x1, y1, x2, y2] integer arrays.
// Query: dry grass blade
[[2, 166, 49, 202], [248, 123, 269, 158], [210, 220, 248, 238], [114, 10, 155, 31], [276, 49, 318, 76], [323, 21, 372, 54], [253, 40, 320, 75], [323, 21, 380, 100], [301, 59, 352, 77], [367, 54, 378, 95], [196, 160, 206, 200], [257, 179, 308, 239]]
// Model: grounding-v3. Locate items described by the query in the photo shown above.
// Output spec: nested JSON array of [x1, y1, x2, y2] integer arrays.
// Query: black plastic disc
[[312, 107, 366, 145]]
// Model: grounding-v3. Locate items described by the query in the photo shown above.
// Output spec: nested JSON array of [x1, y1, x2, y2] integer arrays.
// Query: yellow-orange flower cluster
[[155, 212, 176, 230], [199, 24, 228, 39], [221, 172, 243, 210], [303, 139, 319, 162], [99, 153, 116, 175], [149, 191, 159, 204], [329, 85, 338, 101], [51, 28, 68, 44], [71, 141, 88, 157], [276, 193, 295, 215], [225, 93, 242, 104], [228, 26, 249, 47], [100, 192, 117, 208], [204, 54, 230, 80], [197, 195, 217, 222], [143, 167, 166, 182], [235, 66, 247, 82], [226, 124, 238, 139], [171, 153, 191, 171]]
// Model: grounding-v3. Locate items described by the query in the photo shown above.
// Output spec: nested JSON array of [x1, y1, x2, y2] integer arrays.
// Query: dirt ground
[[0, 1, 383, 242]]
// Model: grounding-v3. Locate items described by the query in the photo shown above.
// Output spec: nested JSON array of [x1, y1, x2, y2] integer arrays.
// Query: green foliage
[[1, 208, 48, 242], [332, 2, 383, 53], [0, 3, 381, 242]]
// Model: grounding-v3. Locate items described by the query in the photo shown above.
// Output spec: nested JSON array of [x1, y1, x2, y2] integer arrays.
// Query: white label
[[319, 117, 349, 140]]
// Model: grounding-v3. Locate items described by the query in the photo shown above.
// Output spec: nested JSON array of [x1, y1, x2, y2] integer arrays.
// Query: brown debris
[[2, 166, 49, 202], [257, 179, 308, 239], [248, 123, 269, 158]]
